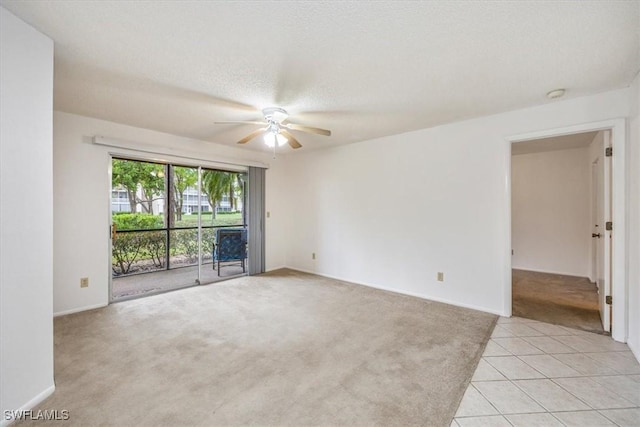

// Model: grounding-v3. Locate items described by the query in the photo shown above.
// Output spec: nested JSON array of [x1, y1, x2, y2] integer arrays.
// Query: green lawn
[[175, 212, 244, 228]]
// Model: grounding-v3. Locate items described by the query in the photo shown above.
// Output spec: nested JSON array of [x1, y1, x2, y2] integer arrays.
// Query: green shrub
[[112, 233, 144, 275], [201, 228, 216, 256], [112, 213, 163, 230], [166, 228, 217, 263], [112, 230, 166, 274], [140, 231, 166, 268], [171, 229, 199, 262]]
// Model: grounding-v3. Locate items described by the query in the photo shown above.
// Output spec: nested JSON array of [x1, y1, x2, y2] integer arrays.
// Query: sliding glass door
[[110, 158, 248, 301], [166, 164, 200, 290]]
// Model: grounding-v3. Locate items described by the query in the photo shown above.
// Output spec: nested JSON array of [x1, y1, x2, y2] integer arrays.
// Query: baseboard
[[0, 384, 55, 427], [265, 265, 286, 273], [628, 337, 640, 364], [512, 267, 590, 279], [286, 267, 505, 317], [54, 303, 107, 317]]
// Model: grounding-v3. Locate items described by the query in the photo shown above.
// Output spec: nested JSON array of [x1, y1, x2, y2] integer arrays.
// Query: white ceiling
[[511, 131, 598, 155], [2, 1, 639, 152]]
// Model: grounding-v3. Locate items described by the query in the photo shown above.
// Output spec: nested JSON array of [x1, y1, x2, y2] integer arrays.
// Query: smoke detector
[[546, 89, 566, 99]]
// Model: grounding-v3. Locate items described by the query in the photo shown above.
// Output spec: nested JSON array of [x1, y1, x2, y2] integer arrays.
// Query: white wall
[[511, 147, 591, 277], [628, 72, 640, 360], [285, 88, 631, 317], [0, 7, 55, 420], [53, 112, 288, 315]]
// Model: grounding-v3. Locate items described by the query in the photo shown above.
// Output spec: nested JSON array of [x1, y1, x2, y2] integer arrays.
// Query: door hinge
[[605, 222, 613, 231], [606, 295, 612, 305], [605, 147, 612, 157]]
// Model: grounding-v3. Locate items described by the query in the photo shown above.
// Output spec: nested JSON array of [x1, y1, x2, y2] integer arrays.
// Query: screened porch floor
[[111, 262, 246, 301]]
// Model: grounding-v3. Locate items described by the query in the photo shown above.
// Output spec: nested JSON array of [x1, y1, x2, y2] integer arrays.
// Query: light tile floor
[[453, 316, 640, 427]]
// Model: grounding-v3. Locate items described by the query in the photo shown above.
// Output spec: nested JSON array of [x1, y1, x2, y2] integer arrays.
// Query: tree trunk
[[229, 182, 235, 211], [176, 191, 182, 221], [172, 186, 182, 222], [126, 189, 137, 213], [168, 194, 175, 228], [139, 202, 151, 214], [143, 191, 154, 213], [207, 195, 216, 224]]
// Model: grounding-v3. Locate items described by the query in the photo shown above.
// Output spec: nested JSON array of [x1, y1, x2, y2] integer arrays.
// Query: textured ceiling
[[511, 131, 598, 155], [2, 1, 639, 153]]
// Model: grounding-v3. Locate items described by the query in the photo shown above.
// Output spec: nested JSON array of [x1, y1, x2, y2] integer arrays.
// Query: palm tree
[[202, 170, 235, 219]]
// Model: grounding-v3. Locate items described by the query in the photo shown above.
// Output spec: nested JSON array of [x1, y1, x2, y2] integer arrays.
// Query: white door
[[591, 161, 600, 284], [597, 131, 613, 333]]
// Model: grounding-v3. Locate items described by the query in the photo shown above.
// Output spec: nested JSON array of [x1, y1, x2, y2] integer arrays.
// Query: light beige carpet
[[24, 269, 496, 426]]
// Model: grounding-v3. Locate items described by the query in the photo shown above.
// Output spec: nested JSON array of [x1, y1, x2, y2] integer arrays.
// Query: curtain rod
[[92, 136, 269, 169]]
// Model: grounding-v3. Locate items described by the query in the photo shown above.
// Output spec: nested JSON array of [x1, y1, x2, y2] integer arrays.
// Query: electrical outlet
[[437, 272, 444, 282], [312, 252, 316, 260], [80, 277, 89, 288], [267, 211, 271, 218]]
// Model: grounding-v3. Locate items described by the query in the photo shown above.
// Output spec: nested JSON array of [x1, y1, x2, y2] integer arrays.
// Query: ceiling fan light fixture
[[263, 131, 276, 147], [263, 131, 288, 148], [276, 133, 288, 146]]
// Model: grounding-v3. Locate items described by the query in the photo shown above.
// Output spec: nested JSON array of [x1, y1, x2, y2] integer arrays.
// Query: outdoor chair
[[213, 228, 247, 276]]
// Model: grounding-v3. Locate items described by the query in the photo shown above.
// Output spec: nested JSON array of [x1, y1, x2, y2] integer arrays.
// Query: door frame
[[106, 151, 249, 303], [505, 118, 627, 342]]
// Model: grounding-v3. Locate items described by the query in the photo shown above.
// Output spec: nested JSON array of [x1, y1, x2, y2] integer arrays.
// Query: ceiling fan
[[215, 107, 331, 149]]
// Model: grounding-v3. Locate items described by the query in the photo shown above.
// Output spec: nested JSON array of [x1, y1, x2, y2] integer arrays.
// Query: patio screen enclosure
[[110, 157, 263, 301]]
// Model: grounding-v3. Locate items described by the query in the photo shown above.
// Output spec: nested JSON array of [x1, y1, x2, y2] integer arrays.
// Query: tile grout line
[[547, 369, 638, 410], [596, 408, 630, 427], [460, 317, 640, 425], [508, 374, 595, 414], [545, 351, 623, 376], [468, 382, 503, 417]]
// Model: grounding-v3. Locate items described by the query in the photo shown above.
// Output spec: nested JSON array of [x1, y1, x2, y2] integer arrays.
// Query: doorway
[[511, 130, 611, 334], [507, 119, 627, 342], [110, 157, 248, 301]]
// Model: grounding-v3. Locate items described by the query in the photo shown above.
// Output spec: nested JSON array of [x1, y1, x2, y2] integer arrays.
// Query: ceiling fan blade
[[283, 123, 331, 136], [237, 128, 267, 145], [280, 130, 302, 149], [215, 121, 266, 126]]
